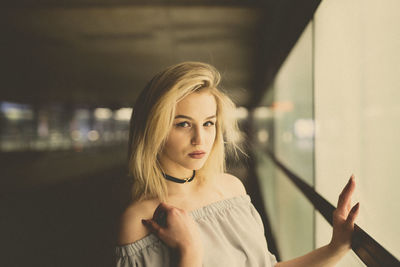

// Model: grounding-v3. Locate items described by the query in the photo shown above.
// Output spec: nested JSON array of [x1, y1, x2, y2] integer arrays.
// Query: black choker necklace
[[163, 170, 196, 184]]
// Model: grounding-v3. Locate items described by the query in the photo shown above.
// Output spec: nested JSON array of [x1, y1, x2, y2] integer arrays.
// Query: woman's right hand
[[142, 202, 203, 264]]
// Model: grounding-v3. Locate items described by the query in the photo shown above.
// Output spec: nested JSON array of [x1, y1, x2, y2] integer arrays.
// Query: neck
[[163, 170, 200, 197]]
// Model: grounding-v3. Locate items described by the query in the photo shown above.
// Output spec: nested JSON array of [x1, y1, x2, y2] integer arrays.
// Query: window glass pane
[[256, 150, 314, 260], [255, 21, 315, 260], [273, 22, 314, 185], [314, 0, 400, 261]]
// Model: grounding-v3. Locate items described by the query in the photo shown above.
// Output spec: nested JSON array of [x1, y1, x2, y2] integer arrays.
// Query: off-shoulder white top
[[115, 194, 277, 267]]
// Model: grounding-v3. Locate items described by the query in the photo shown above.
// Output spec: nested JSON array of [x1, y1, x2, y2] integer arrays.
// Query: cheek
[[164, 131, 185, 151], [207, 129, 217, 146]]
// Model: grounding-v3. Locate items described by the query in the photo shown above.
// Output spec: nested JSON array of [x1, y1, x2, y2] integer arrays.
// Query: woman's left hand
[[275, 175, 361, 267], [142, 202, 203, 256], [329, 174, 360, 253]]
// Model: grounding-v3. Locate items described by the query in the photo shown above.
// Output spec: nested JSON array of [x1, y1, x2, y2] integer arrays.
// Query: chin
[[185, 161, 207, 171]]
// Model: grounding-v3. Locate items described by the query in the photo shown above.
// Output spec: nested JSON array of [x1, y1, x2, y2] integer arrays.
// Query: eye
[[204, 121, 215, 127], [176, 121, 191, 128]]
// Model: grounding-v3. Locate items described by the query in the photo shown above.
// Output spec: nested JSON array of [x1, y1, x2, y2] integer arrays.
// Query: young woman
[[116, 62, 359, 267]]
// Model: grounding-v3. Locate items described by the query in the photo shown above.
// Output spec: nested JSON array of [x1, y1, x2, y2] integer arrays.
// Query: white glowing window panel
[[314, 0, 400, 263]]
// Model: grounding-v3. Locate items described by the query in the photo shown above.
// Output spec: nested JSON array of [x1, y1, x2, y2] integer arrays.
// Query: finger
[[346, 202, 360, 226], [153, 202, 173, 220], [337, 175, 356, 213], [154, 210, 168, 227], [158, 202, 176, 210]]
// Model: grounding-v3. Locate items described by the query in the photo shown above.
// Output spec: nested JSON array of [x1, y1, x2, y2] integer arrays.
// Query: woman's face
[[159, 90, 217, 176]]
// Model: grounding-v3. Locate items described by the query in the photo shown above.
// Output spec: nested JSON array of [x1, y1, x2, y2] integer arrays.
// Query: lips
[[189, 151, 206, 159]]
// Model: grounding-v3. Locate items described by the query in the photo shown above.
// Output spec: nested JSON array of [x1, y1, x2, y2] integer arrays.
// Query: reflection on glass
[[272, 21, 314, 184], [254, 21, 314, 261], [0, 102, 132, 152]]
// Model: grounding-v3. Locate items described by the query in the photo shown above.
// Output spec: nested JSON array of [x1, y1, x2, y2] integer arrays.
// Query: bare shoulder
[[220, 173, 247, 197], [117, 199, 157, 246]]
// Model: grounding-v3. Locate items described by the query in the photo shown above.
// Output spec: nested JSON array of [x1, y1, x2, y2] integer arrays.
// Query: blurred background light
[[294, 119, 315, 139], [254, 106, 272, 119], [70, 130, 82, 141], [87, 130, 100, 141], [257, 129, 269, 143], [235, 106, 248, 120], [94, 108, 113, 120], [114, 108, 132, 121]]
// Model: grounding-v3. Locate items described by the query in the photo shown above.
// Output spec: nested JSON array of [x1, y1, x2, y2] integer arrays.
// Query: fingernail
[[352, 202, 360, 211]]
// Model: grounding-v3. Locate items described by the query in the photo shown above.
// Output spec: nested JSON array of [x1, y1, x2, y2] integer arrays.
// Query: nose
[[191, 126, 204, 145]]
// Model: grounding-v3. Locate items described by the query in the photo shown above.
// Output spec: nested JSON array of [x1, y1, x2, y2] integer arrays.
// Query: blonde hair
[[128, 62, 243, 202]]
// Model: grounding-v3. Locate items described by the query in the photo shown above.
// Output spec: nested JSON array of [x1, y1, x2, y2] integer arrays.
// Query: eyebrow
[[174, 114, 216, 120]]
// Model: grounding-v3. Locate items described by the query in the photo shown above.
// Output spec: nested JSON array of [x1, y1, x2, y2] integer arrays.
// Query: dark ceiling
[[0, 0, 320, 108]]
